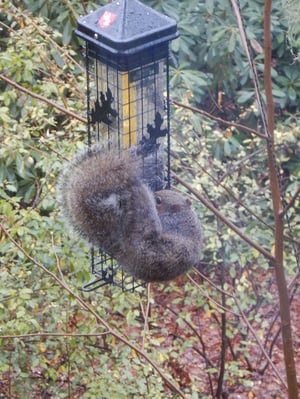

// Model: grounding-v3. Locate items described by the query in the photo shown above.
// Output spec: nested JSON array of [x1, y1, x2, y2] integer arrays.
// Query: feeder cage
[[75, 0, 178, 291]]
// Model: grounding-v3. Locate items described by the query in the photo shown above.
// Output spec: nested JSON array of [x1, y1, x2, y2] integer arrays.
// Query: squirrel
[[58, 147, 203, 282]]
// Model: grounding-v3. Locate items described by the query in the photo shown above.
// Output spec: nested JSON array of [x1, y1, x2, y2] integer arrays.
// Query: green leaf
[[288, 86, 297, 101], [228, 32, 237, 53], [237, 90, 254, 104]]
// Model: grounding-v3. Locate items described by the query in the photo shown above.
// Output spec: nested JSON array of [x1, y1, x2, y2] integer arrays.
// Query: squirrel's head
[[155, 190, 192, 215]]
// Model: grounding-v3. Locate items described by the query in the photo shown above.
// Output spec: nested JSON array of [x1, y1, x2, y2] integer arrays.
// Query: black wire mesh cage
[[75, 0, 178, 292]]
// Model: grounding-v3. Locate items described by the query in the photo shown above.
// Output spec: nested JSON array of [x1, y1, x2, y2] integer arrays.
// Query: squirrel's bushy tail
[[57, 148, 141, 253]]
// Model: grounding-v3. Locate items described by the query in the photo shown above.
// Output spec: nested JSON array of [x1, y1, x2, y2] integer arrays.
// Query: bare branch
[[0, 73, 87, 124], [281, 187, 300, 217], [171, 99, 266, 139], [0, 332, 109, 339]]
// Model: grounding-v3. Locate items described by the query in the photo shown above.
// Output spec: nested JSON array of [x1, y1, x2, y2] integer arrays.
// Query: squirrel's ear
[[185, 198, 192, 206], [155, 196, 162, 205]]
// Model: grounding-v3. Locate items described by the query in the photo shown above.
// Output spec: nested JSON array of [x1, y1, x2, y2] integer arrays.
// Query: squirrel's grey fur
[[58, 148, 202, 282]]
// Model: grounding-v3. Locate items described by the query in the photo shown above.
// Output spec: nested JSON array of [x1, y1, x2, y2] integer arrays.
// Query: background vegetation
[[0, 0, 299, 398]]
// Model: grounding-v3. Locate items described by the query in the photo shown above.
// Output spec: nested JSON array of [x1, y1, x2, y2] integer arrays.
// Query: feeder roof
[[75, 0, 178, 55]]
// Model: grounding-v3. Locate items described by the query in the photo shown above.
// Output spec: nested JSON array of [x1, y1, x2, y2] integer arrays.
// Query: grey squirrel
[[58, 148, 202, 282]]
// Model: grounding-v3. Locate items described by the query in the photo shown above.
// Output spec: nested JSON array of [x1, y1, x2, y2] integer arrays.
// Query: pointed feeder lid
[[75, 0, 178, 69]]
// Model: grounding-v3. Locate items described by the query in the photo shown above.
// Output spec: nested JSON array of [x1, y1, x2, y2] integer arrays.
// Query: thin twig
[[51, 232, 65, 282], [281, 187, 300, 216], [141, 283, 151, 351], [0, 73, 86, 124], [215, 217, 227, 399], [171, 99, 266, 139], [0, 332, 109, 339]]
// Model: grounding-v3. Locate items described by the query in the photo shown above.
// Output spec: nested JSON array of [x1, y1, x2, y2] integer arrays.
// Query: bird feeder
[[75, 0, 178, 291]]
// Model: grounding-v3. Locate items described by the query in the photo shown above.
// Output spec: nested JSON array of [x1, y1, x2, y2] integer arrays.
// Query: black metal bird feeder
[[75, 0, 178, 291]]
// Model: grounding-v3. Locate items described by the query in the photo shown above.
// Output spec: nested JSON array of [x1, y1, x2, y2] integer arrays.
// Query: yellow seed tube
[[121, 72, 137, 148]]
